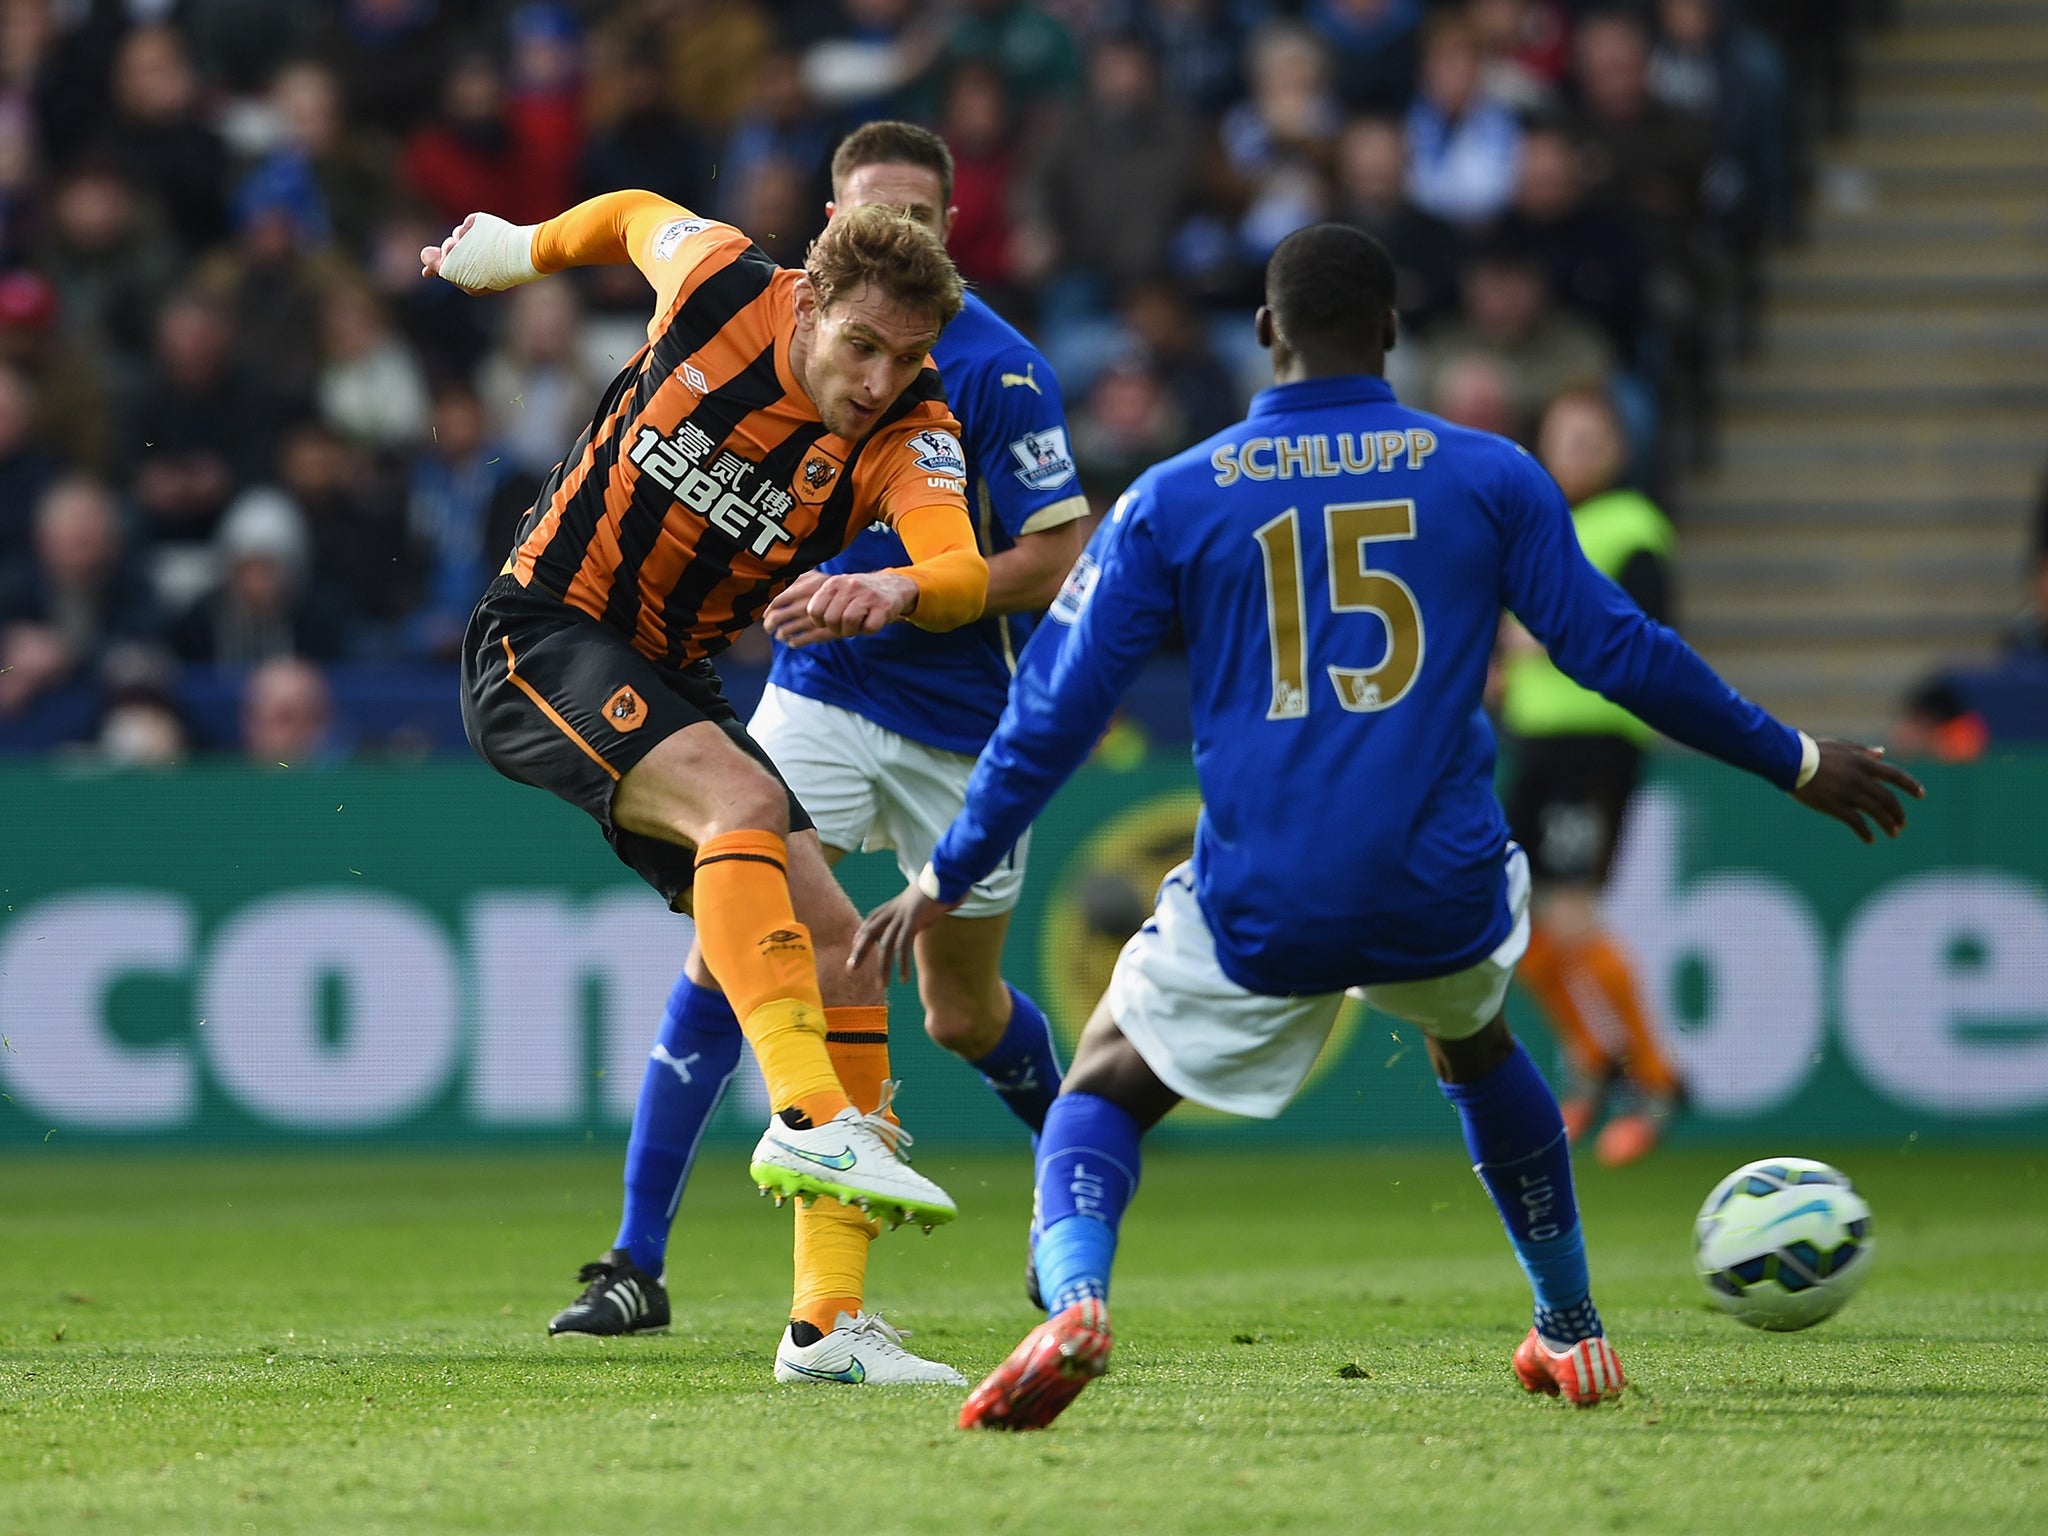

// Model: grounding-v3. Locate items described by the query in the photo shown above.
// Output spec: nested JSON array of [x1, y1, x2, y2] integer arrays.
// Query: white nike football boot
[[774, 1311, 967, 1386], [748, 1085, 958, 1230]]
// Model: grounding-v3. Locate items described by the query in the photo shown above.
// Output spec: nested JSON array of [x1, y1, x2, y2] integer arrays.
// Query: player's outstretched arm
[[1502, 460, 1928, 842], [422, 192, 693, 296], [421, 211, 539, 293], [1790, 738, 1925, 844]]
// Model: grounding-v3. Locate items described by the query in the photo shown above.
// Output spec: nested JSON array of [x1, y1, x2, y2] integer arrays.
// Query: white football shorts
[[1106, 848, 1532, 1119], [749, 683, 1027, 918]]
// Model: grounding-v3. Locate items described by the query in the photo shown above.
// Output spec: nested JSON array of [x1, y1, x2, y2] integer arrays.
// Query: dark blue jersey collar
[[1248, 374, 1398, 419]]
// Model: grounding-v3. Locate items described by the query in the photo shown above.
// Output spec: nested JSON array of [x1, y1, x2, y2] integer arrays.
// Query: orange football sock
[[792, 1199, 874, 1332], [1519, 921, 1608, 1082], [792, 1006, 892, 1330], [1577, 930, 1679, 1096], [692, 830, 849, 1125], [824, 1005, 892, 1117]]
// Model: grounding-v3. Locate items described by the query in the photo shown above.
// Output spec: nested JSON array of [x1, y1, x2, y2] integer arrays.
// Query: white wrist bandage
[[1794, 731, 1820, 790], [436, 213, 541, 292], [916, 863, 945, 902]]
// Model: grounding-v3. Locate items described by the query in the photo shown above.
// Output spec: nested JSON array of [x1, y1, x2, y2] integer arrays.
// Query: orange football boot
[[1513, 1328, 1626, 1407], [959, 1299, 1112, 1431], [1595, 1111, 1661, 1168]]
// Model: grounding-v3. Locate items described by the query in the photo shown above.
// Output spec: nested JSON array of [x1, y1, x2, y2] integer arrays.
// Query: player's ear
[[943, 205, 958, 241], [1254, 305, 1275, 352], [824, 200, 838, 221], [1384, 308, 1399, 354], [792, 271, 818, 328]]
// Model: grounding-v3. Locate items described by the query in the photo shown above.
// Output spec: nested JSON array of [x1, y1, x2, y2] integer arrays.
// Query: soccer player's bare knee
[[703, 765, 791, 841], [1425, 1015, 1516, 1084], [922, 1000, 1002, 1059], [914, 917, 1011, 1059], [614, 725, 788, 846]]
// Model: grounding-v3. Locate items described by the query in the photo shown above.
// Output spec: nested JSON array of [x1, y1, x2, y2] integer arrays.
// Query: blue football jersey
[[929, 374, 1803, 996], [767, 292, 1088, 755]]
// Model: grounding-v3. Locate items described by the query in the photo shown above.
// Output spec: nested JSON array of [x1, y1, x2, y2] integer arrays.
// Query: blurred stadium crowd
[[0, 0, 1878, 765]]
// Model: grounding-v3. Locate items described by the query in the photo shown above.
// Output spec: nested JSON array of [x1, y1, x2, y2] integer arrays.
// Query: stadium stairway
[[1677, 0, 2048, 738]]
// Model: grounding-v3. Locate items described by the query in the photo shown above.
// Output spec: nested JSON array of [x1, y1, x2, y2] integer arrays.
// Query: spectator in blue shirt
[[1405, 10, 1524, 226], [401, 379, 538, 661]]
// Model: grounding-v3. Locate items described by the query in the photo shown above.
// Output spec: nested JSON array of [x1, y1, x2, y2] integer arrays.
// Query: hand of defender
[[764, 570, 919, 648], [1793, 739, 1926, 844], [850, 884, 956, 984]]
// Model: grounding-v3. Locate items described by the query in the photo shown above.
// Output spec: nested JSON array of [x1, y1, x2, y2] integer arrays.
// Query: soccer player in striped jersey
[[855, 225, 1924, 1428], [428, 195, 985, 1277], [545, 124, 1086, 1388]]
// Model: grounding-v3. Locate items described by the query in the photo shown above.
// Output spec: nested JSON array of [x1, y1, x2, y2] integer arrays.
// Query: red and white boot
[[1513, 1328, 1626, 1407], [958, 1299, 1113, 1431]]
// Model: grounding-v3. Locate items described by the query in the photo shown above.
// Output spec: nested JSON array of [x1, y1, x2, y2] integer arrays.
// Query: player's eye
[[849, 340, 874, 357]]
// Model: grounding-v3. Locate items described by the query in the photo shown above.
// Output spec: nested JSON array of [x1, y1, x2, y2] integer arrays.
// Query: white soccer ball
[[1694, 1156, 1874, 1331]]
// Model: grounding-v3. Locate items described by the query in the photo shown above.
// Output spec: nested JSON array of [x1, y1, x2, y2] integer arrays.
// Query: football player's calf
[[1426, 1016, 1622, 1404]]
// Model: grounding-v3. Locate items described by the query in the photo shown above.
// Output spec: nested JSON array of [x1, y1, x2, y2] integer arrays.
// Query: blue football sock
[[613, 973, 742, 1276], [1438, 1040, 1602, 1347], [968, 986, 1063, 1133], [1032, 1092, 1142, 1314]]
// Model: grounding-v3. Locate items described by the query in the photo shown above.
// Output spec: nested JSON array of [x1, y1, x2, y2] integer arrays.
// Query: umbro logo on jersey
[[604, 686, 647, 731], [759, 928, 807, 956], [676, 361, 708, 394], [767, 1137, 859, 1171]]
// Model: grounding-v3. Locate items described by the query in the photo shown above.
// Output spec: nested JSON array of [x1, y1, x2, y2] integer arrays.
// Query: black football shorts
[[1503, 734, 1644, 886], [461, 575, 811, 908]]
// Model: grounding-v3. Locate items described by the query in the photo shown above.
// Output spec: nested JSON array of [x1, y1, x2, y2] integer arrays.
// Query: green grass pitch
[[3, 1144, 2044, 1534]]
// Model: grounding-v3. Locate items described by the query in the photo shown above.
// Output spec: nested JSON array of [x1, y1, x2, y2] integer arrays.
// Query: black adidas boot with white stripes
[[546, 1251, 670, 1337]]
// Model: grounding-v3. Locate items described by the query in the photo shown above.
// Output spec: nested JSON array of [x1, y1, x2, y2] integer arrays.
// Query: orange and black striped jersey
[[507, 207, 972, 667]]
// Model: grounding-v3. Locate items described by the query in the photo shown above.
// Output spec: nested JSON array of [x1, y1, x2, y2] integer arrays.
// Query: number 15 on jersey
[[1255, 499, 1426, 719]]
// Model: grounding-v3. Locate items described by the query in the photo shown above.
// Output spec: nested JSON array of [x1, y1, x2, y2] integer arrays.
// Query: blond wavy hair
[[804, 202, 964, 328]]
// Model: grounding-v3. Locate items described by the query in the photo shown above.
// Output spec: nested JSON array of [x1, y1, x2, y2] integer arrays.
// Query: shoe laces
[[573, 1259, 621, 1298], [851, 1079, 914, 1160], [846, 1310, 915, 1354]]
